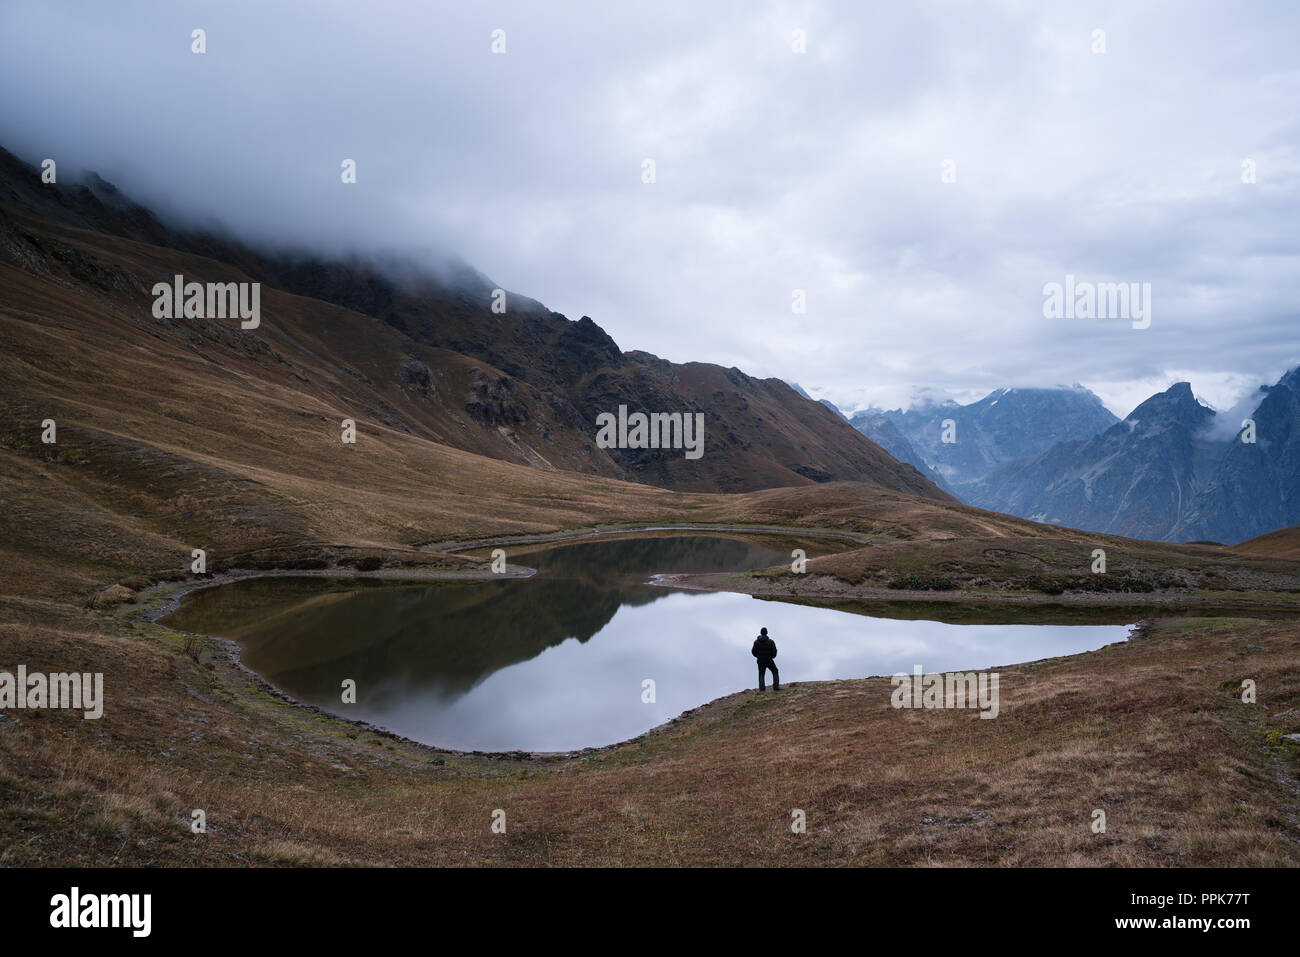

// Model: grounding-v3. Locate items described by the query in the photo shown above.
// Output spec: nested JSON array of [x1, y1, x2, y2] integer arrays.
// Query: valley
[[1, 147, 1298, 868]]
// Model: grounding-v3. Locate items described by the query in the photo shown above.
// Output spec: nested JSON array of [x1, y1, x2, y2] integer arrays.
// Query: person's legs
[[771, 662, 780, 691], [757, 661, 767, 690]]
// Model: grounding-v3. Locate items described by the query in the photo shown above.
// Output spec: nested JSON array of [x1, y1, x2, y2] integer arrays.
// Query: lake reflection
[[162, 535, 1132, 751]]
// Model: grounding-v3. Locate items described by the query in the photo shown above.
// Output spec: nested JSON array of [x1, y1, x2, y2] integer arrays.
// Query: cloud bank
[[2, 0, 1297, 417]]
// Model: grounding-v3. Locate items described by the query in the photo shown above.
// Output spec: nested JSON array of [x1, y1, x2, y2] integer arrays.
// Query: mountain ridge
[[0, 145, 948, 499], [846, 386, 1119, 488], [965, 374, 1300, 543]]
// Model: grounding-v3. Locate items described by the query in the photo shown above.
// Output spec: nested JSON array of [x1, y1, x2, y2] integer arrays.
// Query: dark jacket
[[751, 635, 777, 660]]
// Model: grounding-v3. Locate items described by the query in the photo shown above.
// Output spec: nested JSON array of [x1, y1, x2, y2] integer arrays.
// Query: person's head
[[760, 627, 767, 635]]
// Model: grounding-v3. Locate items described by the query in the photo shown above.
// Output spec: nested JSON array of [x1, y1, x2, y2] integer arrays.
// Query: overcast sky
[[2, 0, 1297, 417]]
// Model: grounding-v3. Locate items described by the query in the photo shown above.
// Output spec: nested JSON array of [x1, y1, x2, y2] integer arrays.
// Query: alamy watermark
[[1042, 275, 1151, 329], [152, 274, 260, 329], [0, 666, 103, 719], [50, 887, 150, 937], [595, 405, 705, 460], [891, 665, 999, 718]]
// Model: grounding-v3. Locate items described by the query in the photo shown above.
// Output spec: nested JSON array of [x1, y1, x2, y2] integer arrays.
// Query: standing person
[[751, 627, 780, 691]]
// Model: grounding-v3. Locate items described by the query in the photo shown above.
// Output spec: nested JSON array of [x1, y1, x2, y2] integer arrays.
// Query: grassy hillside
[[725, 536, 1300, 609], [0, 147, 948, 498], [1234, 525, 1300, 560]]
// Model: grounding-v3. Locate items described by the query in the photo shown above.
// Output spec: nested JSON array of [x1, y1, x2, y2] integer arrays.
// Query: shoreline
[[649, 570, 1300, 612], [132, 563, 537, 626], [124, 525, 1297, 767]]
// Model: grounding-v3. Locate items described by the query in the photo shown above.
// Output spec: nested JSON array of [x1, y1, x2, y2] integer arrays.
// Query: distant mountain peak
[[1125, 381, 1213, 427], [965, 368, 1300, 544], [844, 383, 1119, 490]]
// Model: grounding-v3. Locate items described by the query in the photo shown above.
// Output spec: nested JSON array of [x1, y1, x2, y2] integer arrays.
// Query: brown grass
[[1234, 525, 1300, 560]]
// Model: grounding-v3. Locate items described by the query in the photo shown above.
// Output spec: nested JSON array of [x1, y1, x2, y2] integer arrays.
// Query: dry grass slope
[[1234, 525, 1300, 560]]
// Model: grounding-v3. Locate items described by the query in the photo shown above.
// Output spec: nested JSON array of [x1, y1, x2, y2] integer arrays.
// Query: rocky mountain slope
[[862, 386, 1119, 487], [961, 383, 1217, 539], [0, 146, 947, 498], [848, 411, 950, 491], [964, 373, 1300, 543], [1173, 367, 1300, 542]]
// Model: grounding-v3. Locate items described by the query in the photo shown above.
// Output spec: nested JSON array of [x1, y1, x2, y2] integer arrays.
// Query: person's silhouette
[[751, 626, 780, 690]]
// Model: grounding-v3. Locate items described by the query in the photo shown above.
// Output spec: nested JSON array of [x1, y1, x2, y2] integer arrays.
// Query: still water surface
[[162, 535, 1132, 751]]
